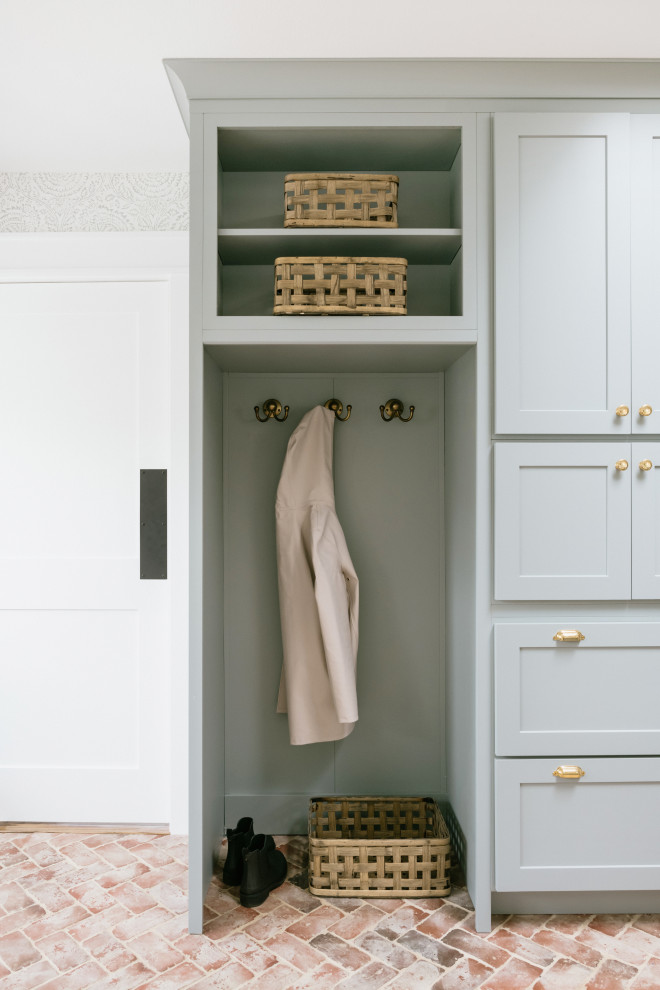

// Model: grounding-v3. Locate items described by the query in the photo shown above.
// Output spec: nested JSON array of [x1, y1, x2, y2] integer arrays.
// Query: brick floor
[[0, 832, 658, 989]]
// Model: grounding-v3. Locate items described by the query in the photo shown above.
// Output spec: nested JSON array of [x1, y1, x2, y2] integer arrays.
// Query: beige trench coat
[[276, 405, 359, 745]]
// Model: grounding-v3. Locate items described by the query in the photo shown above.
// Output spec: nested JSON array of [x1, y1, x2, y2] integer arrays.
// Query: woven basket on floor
[[284, 173, 399, 228], [273, 256, 407, 316], [308, 796, 451, 898]]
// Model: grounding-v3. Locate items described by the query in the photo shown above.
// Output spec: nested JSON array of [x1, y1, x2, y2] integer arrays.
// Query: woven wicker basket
[[274, 256, 407, 316], [308, 797, 451, 898], [284, 173, 399, 228]]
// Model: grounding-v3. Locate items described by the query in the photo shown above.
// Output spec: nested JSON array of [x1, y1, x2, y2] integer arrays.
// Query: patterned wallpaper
[[0, 173, 189, 232]]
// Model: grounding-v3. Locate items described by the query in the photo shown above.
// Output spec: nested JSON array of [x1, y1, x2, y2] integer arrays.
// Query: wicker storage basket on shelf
[[284, 173, 399, 228], [274, 257, 407, 316], [308, 796, 451, 898]]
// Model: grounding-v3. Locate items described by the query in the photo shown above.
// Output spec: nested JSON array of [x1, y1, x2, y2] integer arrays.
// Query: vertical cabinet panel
[[494, 114, 630, 435], [632, 443, 660, 599], [632, 116, 660, 435], [494, 443, 631, 600]]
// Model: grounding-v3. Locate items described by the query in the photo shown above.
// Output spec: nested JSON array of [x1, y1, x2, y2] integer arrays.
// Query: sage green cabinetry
[[165, 58, 660, 935], [165, 59, 483, 934], [493, 112, 660, 904]]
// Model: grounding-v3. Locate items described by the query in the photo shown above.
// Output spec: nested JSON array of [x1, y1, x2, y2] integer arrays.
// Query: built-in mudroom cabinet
[[492, 108, 660, 918], [164, 59, 660, 933]]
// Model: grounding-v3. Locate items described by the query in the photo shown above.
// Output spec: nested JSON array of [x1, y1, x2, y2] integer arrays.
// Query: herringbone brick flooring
[[1, 831, 659, 988]]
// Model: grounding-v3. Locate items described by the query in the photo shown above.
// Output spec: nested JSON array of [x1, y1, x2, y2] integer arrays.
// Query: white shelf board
[[217, 228, 462, 265], [202, 320, 477, 372], [204, 316, 473, 333]]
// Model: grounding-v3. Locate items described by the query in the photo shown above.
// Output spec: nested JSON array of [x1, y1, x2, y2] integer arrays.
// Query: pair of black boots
[[222, 817, 287, 908]]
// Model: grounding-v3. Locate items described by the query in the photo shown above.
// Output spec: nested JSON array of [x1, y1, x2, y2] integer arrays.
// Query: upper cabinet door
[[632, 117, 660, 436], [494, 114, 630, 435]]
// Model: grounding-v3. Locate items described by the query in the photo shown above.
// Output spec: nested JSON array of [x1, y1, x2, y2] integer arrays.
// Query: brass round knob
[[615, 459, 629, 471], [616, 405, 629, 417], [639, 405, 653, 417], [640, 459, 653, 472]]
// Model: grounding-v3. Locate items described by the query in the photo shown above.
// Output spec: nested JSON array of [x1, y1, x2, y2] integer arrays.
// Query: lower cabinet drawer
[[495, 757, 660, 891], [494, 622, 660, 755]]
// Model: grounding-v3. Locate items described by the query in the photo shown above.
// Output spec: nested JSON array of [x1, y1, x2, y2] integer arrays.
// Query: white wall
[[2, 0, 660, 172]]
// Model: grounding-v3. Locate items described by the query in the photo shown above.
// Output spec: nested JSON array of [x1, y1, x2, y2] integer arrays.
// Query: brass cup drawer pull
[[616, 405, 629, 417], [553, 629, 585, 643], [615, 459, 629, 471], [553, 765, 586, 779], [639, 404, 653, 417], [640, 459, 653, 472]]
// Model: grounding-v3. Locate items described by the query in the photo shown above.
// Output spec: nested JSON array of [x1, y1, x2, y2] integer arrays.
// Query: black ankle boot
[[222, 817, 254, 885], [239, 834, 287, 908]]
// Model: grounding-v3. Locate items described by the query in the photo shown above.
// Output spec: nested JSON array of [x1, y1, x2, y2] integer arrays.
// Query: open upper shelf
[[204, 116, 476, 327]]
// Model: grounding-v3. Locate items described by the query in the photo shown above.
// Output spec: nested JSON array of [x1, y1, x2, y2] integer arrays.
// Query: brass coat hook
[[324, 398, 351, 421], [380, 398, 414, 422], [255, 398, 289, 422]]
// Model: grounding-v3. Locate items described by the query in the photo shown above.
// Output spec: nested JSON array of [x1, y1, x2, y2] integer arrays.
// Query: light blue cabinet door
[[495, 757, 660, 891], [494, 114, 630, 435], [494, 443, 631, 600], [632, 443, 660, 599], [632, 116, 660, 436], [494, 622, 660, 756]]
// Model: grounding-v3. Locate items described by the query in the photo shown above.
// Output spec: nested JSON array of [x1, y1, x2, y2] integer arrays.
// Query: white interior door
[[0, 280, 171, 824]]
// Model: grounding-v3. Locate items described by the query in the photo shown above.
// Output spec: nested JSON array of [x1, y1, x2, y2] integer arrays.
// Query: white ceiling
[[2, 0, 660, 172]]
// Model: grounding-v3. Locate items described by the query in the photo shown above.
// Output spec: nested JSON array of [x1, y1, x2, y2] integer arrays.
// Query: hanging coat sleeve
[[311, 506, 359, 725]]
